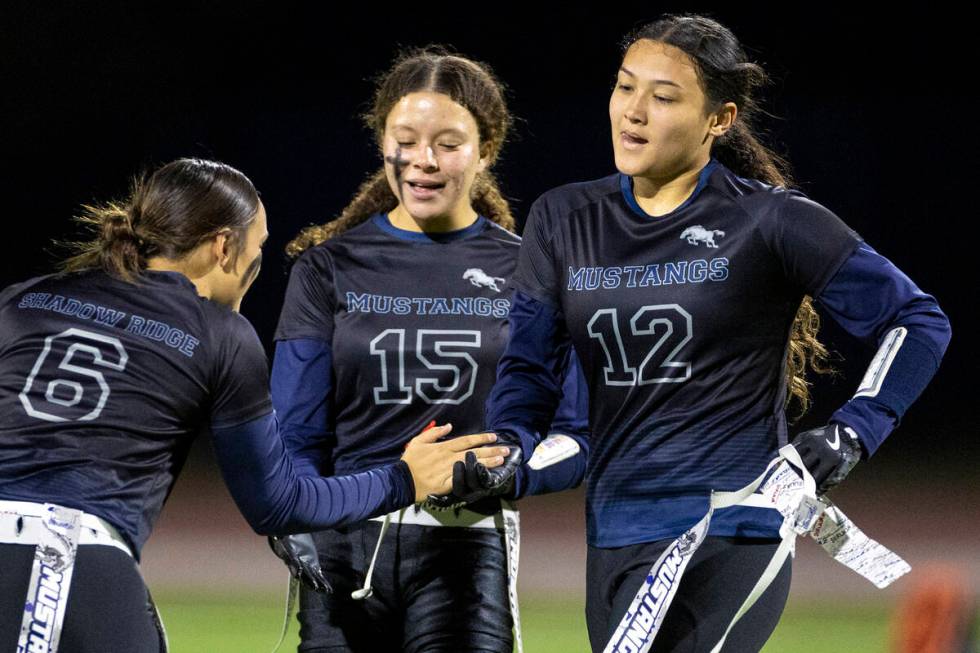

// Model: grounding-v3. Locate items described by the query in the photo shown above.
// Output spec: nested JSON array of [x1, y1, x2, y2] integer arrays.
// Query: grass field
[[154, 592, 892, 652]]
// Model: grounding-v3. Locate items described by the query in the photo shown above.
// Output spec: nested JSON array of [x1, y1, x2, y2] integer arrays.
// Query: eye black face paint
[[384, 146, 409, 204], [241, 250, 262, 289]]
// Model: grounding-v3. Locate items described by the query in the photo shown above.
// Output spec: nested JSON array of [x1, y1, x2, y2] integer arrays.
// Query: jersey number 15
[[370, 329, 481, 406]]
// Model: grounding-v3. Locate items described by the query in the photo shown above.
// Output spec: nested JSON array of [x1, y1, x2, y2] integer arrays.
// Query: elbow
[[936, 307, 952, 352], [250, 523, 275, 537], [892, 299, 952, 360], [922, 312, 952, 361], [235, 486, 299, 535], [244, 508, 287, 536]]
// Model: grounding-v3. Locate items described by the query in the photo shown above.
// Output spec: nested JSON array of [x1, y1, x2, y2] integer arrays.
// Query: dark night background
[[1, 3, 974, 478]]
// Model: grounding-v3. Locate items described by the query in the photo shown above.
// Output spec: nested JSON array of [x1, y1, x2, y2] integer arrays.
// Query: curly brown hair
[[287, 47, 514, 257]]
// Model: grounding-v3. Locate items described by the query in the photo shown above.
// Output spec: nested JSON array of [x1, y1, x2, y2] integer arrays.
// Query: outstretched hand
[[401, 423, 509, 502], [427, 435, 523, 509]]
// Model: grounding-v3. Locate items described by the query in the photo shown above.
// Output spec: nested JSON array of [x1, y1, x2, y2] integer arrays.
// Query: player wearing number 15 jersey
[[270, 49, 589, 653], [0, 158, 499, 653], [483, 16, 951, 653]]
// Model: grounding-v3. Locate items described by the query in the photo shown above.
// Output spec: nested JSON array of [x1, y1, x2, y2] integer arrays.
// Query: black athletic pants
[[0, 543, 163, 652], [587, 536, 792, 653], [298, 519, 512, 653]]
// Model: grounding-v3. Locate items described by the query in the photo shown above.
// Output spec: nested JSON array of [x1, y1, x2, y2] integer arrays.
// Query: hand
[[790, 423, 864, 494], [400, 423, 509, 502], [427, 434, 523, 508], [267, 533, 332, 593]]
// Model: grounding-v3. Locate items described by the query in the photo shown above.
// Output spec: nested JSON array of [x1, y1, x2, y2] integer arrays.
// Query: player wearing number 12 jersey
[[482, 16, 951, 653]]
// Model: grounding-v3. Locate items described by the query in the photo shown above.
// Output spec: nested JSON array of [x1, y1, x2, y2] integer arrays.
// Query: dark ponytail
[[63, 158, 260, 282]]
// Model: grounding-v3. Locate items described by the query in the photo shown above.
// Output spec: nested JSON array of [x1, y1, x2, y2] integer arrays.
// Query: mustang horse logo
[[680, 225, 725, 248], [463, 268, 505, 292]]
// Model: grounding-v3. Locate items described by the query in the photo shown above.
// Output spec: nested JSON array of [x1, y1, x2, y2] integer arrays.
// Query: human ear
[[709, 102, 738, 137], [212, 230, 236, 271], [477, 142, 493, 172]]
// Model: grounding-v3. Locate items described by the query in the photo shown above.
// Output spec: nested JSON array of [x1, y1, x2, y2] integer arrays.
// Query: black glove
[[475, 444, 522, 492], [267, 534, 332, 593], [790, 423, 864, 494], [426, 442, 523, 509]]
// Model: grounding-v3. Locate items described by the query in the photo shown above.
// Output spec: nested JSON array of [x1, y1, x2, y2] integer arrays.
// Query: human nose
[[623, 93, 646, 125], [414, 144, 438, 171]]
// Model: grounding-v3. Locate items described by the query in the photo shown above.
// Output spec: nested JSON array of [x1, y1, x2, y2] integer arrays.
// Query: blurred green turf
[[154, 592, 890, 652]]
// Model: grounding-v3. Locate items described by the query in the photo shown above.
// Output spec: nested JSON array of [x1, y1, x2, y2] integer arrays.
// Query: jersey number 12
[[587, 304, 692, 386]]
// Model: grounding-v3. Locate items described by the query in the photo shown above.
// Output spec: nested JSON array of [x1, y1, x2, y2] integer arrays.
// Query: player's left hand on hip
[[790, 423, 864, 494], [268, 533, 332, 593]]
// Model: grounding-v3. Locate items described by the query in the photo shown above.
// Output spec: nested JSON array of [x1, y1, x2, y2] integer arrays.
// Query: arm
[[432, 292, 582, 507], [212, 413, 504, 535], [271, 247, 341, 476], [485, 290, 573, 460], [485, 195, 569, 459], [791, 243, 951, 493], [211, 412, 415, 535], [817, 242, 951, 456], [270, 338, 334, 478], [213, 293, 503, 534], [510, 341, 590, 499]]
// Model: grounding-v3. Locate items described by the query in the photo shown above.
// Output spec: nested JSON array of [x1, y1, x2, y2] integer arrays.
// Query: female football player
[[476, 14, 952, 653], [271, 48, 589, 653], [0, 157, 503, 653]]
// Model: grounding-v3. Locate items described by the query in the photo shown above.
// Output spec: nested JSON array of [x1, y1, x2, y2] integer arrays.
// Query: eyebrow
[[619, 67, 683, 89], [390, 125, 468, 138]]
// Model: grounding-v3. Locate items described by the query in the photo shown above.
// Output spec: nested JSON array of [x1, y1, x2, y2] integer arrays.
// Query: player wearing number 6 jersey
[[478, 15, 952, 653], [271, 48, 589, 653], [0, 158, 502, 653]]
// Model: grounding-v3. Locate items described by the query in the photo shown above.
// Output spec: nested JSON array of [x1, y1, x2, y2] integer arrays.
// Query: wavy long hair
[[287, 46, 514, 257]]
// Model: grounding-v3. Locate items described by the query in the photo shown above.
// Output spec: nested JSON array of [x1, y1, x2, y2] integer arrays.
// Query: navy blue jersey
[[508, 160, 862, 546], [0, 270, 271, 552], [274, 215, 587, 479]]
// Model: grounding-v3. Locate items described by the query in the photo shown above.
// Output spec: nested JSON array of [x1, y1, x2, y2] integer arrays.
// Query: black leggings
[[0, 543, 164, 653], [587, 536, 792, 653], [298, 520, 512, 653]]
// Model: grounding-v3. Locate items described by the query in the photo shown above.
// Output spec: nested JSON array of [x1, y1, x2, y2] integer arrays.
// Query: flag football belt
[[603, 445, 912, 653], [0, 499, 131, 555], [0, 500, 131, 653], [270, 504, 525, 653], [269, 432, 586, 653], [368, 502, 511, 528], [370, 503, 525, 653]]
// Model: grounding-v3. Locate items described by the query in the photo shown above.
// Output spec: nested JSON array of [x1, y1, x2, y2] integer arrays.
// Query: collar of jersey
[[620, 158, 719, 220], [141, 269, 198, 291], [372, 214, 488, 243]]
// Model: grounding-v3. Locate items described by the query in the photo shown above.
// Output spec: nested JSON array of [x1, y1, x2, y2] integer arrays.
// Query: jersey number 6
[[370, 329, 481, 406], [19, 328, 129, 422], [587, 304, 692, 386]]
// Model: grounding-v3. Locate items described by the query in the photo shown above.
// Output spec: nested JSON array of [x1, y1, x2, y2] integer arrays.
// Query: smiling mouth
[[621, 131, 649, 146], [407, 181, 446, 190]]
